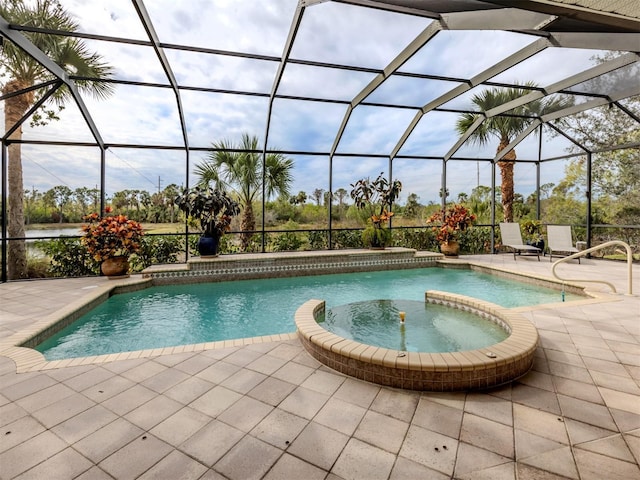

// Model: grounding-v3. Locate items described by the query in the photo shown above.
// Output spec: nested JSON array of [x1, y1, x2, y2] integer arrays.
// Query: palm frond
[[197, 134, 293, 207], [0, 0, 114, 101], [264, 154, 294, 199]]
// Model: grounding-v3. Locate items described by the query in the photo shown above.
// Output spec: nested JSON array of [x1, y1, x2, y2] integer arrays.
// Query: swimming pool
[[36, 267, 576, 360]]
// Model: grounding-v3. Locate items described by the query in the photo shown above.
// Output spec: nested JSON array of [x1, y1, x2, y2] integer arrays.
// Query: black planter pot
[[198, 235, 220, 257], [527, 238, 545, 251]]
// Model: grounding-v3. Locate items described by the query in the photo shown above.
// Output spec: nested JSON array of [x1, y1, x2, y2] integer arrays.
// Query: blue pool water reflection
[[37, 267, 575, 359]]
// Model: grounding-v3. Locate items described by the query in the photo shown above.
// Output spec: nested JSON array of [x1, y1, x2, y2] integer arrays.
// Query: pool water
[[321, 299, 509, 353], [36, 268, 573, 360]]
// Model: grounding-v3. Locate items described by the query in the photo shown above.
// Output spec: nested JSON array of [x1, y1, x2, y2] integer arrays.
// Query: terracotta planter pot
[[101, 256, 130, 278], [440, 240, 460, 257]]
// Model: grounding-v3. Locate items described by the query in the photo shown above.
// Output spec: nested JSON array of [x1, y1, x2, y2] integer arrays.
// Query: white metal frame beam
[[0, 15, 105, 149], [132, 0, 189, 154], [445, 52, 639, 161], [493, 84, 640, 162], [441, 8, 555, 30], [485, 52, 640, 119], [329, 20, 444, 157], [548, 32, 640, 52], [392, 37, 551, 160]]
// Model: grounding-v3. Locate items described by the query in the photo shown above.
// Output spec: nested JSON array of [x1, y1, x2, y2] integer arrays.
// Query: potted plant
[[81, 207, 144, 277], [175, 185, 240, 257], [521, 219, 545, 251], [426, 204, 476, 257], [350, 172, 402, 249]]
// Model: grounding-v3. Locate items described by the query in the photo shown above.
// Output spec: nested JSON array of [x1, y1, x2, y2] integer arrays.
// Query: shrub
[[392, 226, 491, 253], [426, 204, 475, 244], [350, 173, 402, 248], [393, 228, 438, 251], [308, 230, 328, 250], [266, 221, 303, 252], [129, 235, 183, 271], [37, 234, 186, 277], [27, 256, 51, 278], [271, 231, 304, 252], [174, 186, 240, 237], [305, 229, 364, 250], [237, 233, 263, 253], [457, 226, 494, 254], [294, 229, 365, 250], [361, 225, 392, 248], [36, 237, 99, 277], [331, 229, 364, 249]]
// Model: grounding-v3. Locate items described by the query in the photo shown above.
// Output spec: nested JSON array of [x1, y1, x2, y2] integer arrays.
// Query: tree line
[[22, 184, 182, 225], [22, 178, 619, 231]]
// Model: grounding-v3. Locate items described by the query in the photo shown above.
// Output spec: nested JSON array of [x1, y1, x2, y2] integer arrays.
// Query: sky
[[2, 0, 625, 205]]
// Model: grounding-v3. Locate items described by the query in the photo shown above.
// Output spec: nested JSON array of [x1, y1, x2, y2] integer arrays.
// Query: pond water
[[25, 227, 81, 238]]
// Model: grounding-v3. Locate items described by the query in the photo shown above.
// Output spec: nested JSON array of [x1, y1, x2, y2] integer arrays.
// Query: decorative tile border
[[295, 292, 539, 391], [145, 248, 442, 285]]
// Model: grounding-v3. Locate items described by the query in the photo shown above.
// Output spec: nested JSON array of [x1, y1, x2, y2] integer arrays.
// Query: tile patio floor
[[0, 254, 638, 479]]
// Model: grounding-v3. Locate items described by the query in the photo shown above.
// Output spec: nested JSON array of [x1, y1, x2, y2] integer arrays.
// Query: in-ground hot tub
[[295, 291, 539, 391]]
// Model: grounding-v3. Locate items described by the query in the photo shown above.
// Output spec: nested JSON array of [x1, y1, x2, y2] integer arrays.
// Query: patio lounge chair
[[547, 225, 580, 263], [499, 222, 541, 261]]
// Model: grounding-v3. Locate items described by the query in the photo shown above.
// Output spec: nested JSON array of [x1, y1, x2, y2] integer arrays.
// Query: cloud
[[491, 47, 607, 86], [181, 91, 270, 148], [268, 99, 346, 152], [65, 0, 148, 40], [336, 106, 418, 155], [400, 30, 534, 78], [291, 2, 430, 69], [145, 0, 299, 56], [86, 84, 184, 145], [105, 148, 186, 194], [278, 64, 375, 102], [398, 111, 462, 157], [83, 40, 169, 84], [21, 145, 102, 192], [165, 51, 278, 93], [366, 76, 460, 108], [333, 157, 389, 190], [4, 0, 623, 206]]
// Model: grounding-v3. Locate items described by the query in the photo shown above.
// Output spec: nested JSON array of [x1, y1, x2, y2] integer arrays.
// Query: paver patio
[[0, 254, 638, 479]]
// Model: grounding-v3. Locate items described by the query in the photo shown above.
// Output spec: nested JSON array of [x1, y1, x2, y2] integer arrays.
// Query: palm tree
[[456, 83, 570, 222], [334, 188, 348, 206], [195, 133, 294, 251], [312, 189, 324, 206], [162, 184, 180, 222], [1, 0, 113, 279]]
